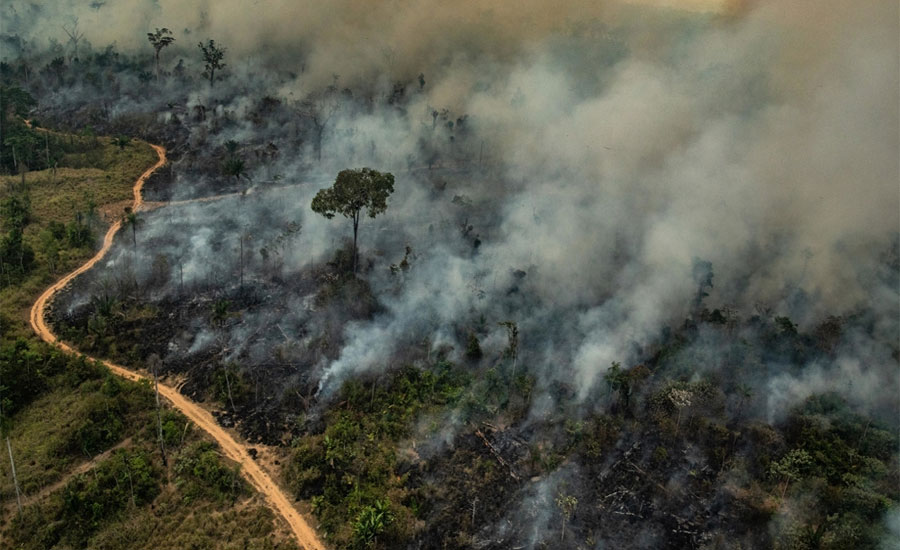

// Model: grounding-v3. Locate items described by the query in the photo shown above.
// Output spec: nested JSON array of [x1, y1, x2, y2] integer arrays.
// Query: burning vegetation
[[1, 0, 898, 548]]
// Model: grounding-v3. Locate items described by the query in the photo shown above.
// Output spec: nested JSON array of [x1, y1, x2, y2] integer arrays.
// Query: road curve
[[29, 143, 325, 550]]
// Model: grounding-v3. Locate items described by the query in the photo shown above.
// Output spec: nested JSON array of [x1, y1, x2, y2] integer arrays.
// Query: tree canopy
[[198, 39, 226, 87], [311, 168, 394, 273], [147, 28, 175, 80]]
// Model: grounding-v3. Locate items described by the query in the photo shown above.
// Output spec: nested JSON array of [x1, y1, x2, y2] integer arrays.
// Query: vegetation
[[311, 168, 395, 274], [1, 13, 894, 550], [0, 127, 298, 550], [198, 39, 227, 88], [286, 362, 469, 548], [0, 128, 156, 340], [146, 28, 175, 81]]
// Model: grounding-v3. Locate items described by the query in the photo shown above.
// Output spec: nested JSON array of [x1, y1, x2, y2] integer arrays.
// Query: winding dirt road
[[29, 143, 325, 550]]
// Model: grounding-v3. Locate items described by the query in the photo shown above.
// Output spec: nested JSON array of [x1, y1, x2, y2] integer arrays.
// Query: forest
[[0, 1, 897, 549]]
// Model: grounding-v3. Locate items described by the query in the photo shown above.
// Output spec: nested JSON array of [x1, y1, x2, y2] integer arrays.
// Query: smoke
[[6, 0, 897, 545], [13, 0, 893, 406]]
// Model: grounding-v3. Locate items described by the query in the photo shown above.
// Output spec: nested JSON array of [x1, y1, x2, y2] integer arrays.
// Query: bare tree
[[0, 374, 23, 514], [5, 438, 22, 513], [148, 354, 168, 467], [297, 92, 340, 163], [62, 18, 84, 62]]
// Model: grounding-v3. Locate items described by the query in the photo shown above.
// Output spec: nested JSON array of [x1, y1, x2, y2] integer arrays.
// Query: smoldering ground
[[6, 0, 898, 546], [21, 0, 895, 436]]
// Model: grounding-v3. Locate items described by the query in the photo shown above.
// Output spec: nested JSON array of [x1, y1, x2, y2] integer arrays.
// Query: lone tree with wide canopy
[[311, 168, 394, 274]]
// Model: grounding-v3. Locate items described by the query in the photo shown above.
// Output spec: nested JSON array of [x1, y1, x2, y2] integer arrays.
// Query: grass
[[0, 385, 99, 499], [0, 135, 156, 340], [84, 492, 298, 550]]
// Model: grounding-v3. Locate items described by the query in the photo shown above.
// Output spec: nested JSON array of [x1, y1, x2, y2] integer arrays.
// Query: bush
[[175, 441, 246, 503]]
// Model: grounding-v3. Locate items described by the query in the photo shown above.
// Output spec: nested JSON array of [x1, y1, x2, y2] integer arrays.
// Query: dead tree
[[62, 19, 84, 62], [148, 354, 168, 467]]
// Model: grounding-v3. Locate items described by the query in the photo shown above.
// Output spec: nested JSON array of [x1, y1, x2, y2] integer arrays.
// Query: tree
[[147, 28, 175, 81], [692, 257, 714, 311], [221, 141, 246, 182], [112, 135, 130, 151], [62, 19, 84, 62], [311, 168, 394, 274], [0, 367, 23, 514], [147, 354, 167, 467], [38, 229, 59, 273], [198, 39, 226, 88], [498, 321, 519, 375], [297, 93, 340, 163], [353, 500, 392, 548], [769, 448, 812, 499], [122, 208, 140, 255], [555, 492, 577, 541]]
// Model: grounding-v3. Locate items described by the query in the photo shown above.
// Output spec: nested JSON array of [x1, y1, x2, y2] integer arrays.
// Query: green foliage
[[311, 167, 394, 273], [147, 27, 175, 79], [198, 39, 226, 86], [64, 373, 154, 456], [211, 362, 251, 409], [604, 362, 650, 412], [0, 85, 39, 173], [353, 500, 393, 548], [210, 298, 231, 326], [175, 440, 246, 503], [0, 339, 53, 424], [287, 362, 468, 547], [222, 155, 246, 180], [112, 135, 131, 150], [53, 449, 159, 547], [465, 332, 483, 360], [0, 195, 36, 285]]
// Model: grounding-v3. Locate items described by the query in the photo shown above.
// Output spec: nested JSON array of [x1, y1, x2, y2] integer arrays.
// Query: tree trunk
[[315, 125, 324, 162], [352, 213, 360, 274], [155, 51, 160, 81], [122, 452, 135, 507], [6, 437, 22, 514], [153, 361, 168, 467], [224, 368, 237, 414]]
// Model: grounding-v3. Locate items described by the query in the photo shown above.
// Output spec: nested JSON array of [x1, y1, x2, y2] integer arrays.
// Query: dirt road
[[29, 143, 325, 550]]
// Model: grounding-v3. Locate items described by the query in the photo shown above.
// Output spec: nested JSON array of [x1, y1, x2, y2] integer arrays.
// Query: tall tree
[[555, 493, 577, 542], [122, 209, 140, 255], [198, 39, 226, 88], [0, 374, 22, 514], [311, 168, 394, 274], [147, 354, 167, 467], [62, 19, 84, 62], [297, 92, 340, 163], [147, 28, 175, 81]]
